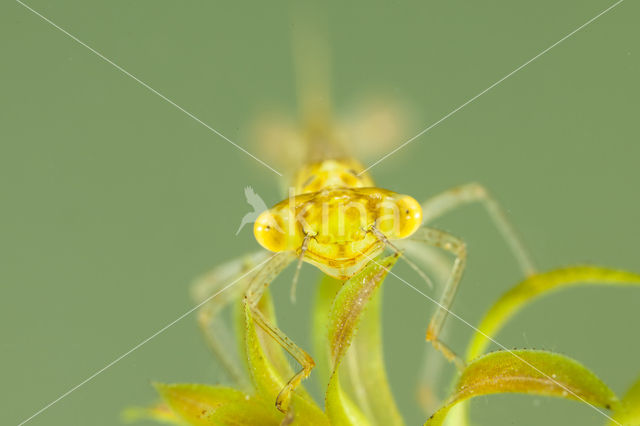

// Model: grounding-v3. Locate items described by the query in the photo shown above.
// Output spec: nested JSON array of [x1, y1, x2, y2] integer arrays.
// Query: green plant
[[125, 257, 640, 425]]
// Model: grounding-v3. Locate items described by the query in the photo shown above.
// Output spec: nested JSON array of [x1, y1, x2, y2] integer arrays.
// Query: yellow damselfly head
[[252, 176, 423, 280]]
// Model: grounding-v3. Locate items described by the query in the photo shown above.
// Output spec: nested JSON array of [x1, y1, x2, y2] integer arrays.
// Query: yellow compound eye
[[394, 195, 422, 238], [253, 210, 287, 252], [253, 210, 304, 252], [376, 194, 423, 239]]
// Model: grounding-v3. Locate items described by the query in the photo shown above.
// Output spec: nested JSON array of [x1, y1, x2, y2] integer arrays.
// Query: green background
[[2, 1, 639, 425]]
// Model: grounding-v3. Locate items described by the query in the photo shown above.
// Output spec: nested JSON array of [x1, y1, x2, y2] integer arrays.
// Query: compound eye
[[395, 195, 422, 238], [253, 211, 287, 252]]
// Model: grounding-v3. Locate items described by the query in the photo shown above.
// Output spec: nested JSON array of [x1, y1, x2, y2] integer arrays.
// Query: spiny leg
[[421, 182, 536, 277], [244, 251, 315, 413], [191, 250, 270, 387], [409, 227, 467, 371]]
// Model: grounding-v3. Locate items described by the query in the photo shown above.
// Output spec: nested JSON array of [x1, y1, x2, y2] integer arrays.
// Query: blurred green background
[[2, 1, 639, 425]]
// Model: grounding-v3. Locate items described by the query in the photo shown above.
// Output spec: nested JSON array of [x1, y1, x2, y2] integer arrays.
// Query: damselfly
[[191, 24, 536, 414]]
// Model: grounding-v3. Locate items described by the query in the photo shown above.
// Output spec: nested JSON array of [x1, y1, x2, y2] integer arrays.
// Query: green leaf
[[425, 350, 619, 426], [341, 272, 404, 426], [239, 290, 297, 393], [242, 301, 329, 425], [610, 374, 640, 426], [122, 401, 186, 425], [154, 383, 284, 426], [326, 369, 376, 426], [207, 400, 283, 426], [313, 275, 343, 392], [242, 301, 288, 400], [325, 253, 402, 426], [154, 383, 253, 425], [467, 266, 640, 361]]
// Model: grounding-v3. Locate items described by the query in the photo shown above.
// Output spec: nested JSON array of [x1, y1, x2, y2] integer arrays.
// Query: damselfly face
[[253, 161, 423, 280]]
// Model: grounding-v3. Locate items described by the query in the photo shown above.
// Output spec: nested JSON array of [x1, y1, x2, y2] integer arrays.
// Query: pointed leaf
[[326, 370, 375, 426], [122, 402, 185, 425], [242, 301, 329, 425], [154, 383, 248, 425], [467, 266, 640, 361], [242, 301, 288, 400], [207, 400, 283, 426], [610, 374, 640, 426], [325, 253, 401, 426], [342, 278, 404, 425], [327, 253, 398, 368], [242, 290, 297, 390], [426, 350, 619, 426], [313, 275, 343, 392]]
